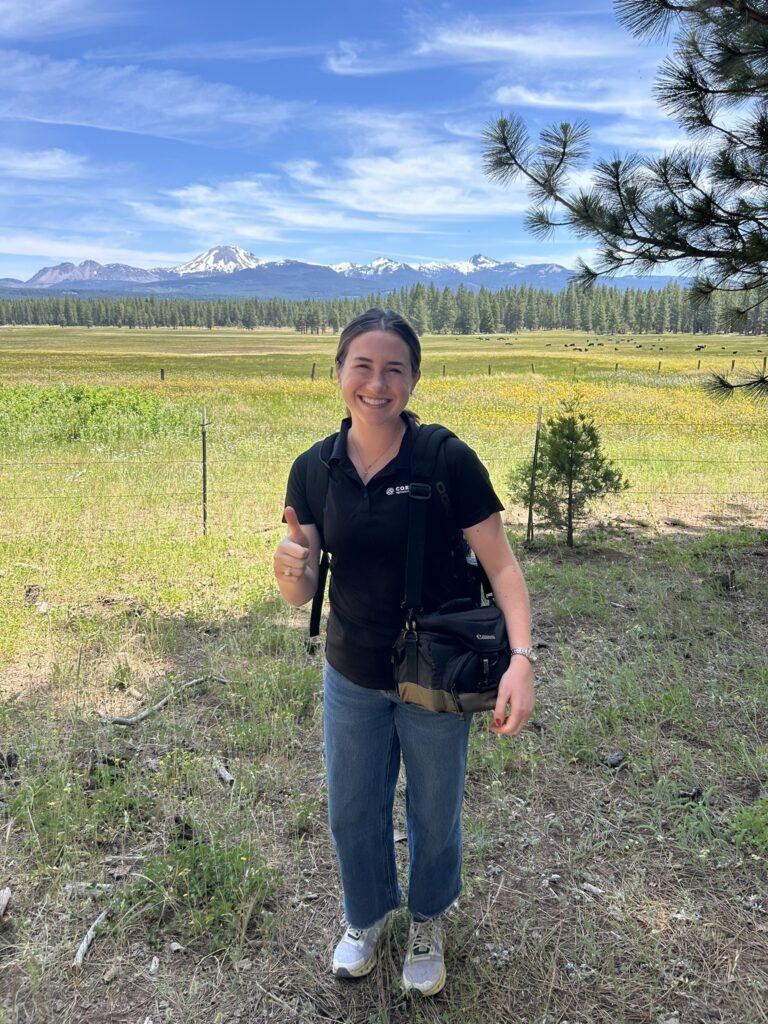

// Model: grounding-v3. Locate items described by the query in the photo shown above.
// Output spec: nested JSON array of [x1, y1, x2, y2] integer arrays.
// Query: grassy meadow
[[0, 325, 767, 1024]]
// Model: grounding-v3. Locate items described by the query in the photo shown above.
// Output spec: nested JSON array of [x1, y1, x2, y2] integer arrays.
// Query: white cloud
[[324, 41, 416, 76], [0, 0, 128, 38], [0, 146, 92, 179], [418, 21, 630, 63], [0, 49, 296, 140], [493, 82, 661, 119], [129, 177, 420, 242], [125, 121, 529, 245], [0, 232, 190, 267], [325, 17, 643, 75], [87, 41, 326, 63], [283, 150, 524, 219]]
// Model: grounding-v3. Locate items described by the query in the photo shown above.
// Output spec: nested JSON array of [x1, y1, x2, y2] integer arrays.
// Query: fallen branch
[[106, 674, 229, 726], [0, 888, 10, 917], [251, 976, 298, 1018], [64, 882, 113, 896], [73, 909, 109, 969]]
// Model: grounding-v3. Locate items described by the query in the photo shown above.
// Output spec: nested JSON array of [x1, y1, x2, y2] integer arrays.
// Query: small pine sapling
[[512, 398, 629, 546]]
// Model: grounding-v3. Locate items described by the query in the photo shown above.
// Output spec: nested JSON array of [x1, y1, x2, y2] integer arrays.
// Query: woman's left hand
[[490, 657, 535, 737]]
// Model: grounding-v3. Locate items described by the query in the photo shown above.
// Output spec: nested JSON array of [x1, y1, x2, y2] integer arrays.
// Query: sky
[[0, 0, 677, 281]]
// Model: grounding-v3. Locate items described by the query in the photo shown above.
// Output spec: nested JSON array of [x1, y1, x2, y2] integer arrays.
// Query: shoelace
[[410, 923, 437, 957], [346, 926, 363, 941]]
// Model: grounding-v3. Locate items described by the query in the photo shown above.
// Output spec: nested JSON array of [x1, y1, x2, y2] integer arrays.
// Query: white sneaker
[[402, 918, 446, 996], [332, 912, 392, 978]]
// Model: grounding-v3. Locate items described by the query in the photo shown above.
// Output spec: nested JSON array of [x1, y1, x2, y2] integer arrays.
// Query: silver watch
[[510, 646, 537, 665]]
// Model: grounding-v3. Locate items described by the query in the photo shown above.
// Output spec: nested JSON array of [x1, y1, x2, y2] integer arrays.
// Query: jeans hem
[[409, 887, 461, 923]]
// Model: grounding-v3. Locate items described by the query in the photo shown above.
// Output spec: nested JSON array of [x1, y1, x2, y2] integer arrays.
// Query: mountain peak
[[468, 254, 500, 268], [369, 257, 403, 270], [172, 245, 264, 275]]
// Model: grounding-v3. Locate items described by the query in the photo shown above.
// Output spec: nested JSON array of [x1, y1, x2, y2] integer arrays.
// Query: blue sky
[[0, 0, 677, 281]]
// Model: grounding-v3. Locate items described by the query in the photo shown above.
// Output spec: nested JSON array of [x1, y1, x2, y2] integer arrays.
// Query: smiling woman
[[272, 307, 534, 997]]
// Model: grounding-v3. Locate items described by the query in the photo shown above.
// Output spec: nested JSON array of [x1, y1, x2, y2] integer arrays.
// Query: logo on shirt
[[386, 485, 411, 497]]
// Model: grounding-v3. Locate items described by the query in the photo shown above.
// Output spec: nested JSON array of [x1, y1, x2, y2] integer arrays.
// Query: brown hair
[[335, 308, 421, 375]]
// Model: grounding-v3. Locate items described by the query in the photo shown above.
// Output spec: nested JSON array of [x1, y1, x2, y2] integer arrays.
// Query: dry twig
[[72, 909, 109, 969], [106, 674, 229, 726]]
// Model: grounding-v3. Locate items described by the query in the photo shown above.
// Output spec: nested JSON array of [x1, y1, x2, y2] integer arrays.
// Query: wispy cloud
[[129, 177, 419, 243], [418, 20, 630, 63], [0, 146, 96, 180], [127, 113, 528, 245], [0, 231, 189, 268], [493, 81, 662, 120], [0, 49, 296, 140], [0, 0, 130, 39], [325, 16, 638, 76], [86, 41, 326, 63]]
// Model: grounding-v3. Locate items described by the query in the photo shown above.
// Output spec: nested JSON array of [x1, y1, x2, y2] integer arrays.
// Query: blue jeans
[[323, 662, 473, 928]]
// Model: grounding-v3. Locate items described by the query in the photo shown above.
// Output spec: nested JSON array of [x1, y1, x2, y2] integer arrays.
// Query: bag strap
[[305, 433, 337, 644], [403, 424, 493, 620], [403, 425, 455, 618]]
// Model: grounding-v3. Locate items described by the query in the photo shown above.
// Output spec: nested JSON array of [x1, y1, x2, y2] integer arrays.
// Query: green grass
[[1, 327, 766, 1023]]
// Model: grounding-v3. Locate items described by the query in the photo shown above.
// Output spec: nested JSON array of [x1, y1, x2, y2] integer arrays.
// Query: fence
[[1, 411, 766, 542]]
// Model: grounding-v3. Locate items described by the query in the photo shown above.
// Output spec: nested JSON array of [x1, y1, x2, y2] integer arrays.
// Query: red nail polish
[[494, 718, 501, 727]]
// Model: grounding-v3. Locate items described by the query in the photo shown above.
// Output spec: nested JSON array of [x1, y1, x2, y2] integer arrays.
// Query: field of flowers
[[0, 325, 765, 666]]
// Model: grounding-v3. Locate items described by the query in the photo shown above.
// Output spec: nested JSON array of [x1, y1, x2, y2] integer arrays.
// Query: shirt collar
[[328, 412, 417, 465]]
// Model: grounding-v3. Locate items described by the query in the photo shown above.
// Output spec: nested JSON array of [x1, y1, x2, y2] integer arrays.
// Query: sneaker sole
[[332, 917, 391, 979], [332, 949, 379, 979], [402, 961, 447, 997]]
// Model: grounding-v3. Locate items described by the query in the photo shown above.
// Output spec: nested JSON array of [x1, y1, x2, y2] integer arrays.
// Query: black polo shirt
[[285, 414, 503, 689]]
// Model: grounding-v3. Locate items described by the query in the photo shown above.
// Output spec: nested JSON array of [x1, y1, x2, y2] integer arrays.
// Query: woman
[[274, 309, 534, 996]]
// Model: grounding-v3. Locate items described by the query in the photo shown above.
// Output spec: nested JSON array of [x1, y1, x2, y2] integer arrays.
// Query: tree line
[[1, 280, 766, 335]]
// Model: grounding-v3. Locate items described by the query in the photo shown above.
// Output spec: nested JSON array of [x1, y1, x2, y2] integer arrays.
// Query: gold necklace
[[349, 432, 401, 482]]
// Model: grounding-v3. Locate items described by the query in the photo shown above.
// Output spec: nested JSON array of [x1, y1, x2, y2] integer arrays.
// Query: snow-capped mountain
[[1, 246, 681, 298], [26, 260, 165, 287], [171, 245, 264, 275]]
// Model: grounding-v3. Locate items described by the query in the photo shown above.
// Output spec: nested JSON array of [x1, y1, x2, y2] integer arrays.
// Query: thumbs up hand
[[284, 506, 309, 549], [275, 506, 310, 582]]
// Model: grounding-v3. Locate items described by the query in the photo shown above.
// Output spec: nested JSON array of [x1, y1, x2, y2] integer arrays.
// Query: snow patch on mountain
[[171, 245, 264, 275]]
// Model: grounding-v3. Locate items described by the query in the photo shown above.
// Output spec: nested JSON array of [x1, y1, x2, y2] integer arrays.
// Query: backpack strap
[[304, 433, 337, 646], [402, 425, 456, 617], [402, 424, 492, 619]]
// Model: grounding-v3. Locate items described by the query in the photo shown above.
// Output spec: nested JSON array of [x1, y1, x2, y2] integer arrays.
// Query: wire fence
[[1, 429, 766, 543]]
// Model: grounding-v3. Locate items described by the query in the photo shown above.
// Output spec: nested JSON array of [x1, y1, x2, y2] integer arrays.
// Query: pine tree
[[511, 399, 629, 547], [455, 285, 479, 334], [482, 0, 768, 396]]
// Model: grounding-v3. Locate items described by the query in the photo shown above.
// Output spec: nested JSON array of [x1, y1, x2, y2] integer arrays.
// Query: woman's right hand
[[274, 506, 311, 582]]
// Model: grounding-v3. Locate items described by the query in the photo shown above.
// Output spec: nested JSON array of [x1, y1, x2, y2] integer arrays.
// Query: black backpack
[[303, 423, 487, 645]]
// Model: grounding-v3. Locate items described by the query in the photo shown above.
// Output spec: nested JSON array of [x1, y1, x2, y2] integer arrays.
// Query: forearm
[[485, 560, 532, 650]]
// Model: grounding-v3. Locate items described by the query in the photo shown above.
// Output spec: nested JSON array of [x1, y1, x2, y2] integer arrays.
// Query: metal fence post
[[201, 406, 208, 537], [525, 405, 543, 546]]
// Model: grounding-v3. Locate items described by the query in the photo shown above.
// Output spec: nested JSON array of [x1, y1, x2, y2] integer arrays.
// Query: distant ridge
[[1, 244, 683, 299]]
